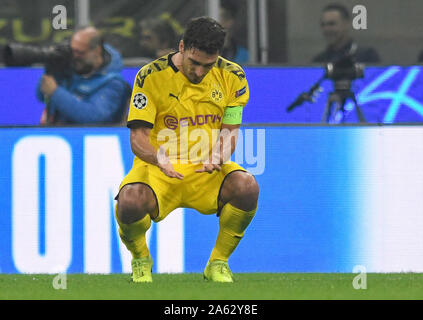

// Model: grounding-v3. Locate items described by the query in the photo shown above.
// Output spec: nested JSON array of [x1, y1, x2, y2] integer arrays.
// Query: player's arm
[[219, 122, 240, 160], [196, 106, 243, 174], [197, 66, 249, 173], [130, 126, 184, 180], [128, 67, 184, 179], [130, 126, 159, 166]]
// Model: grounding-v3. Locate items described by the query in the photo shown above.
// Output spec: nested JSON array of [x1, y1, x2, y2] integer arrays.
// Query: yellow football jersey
[[127, 52, 249, 164]]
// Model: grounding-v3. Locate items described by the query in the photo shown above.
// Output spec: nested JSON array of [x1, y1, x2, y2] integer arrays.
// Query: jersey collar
[[168, 52, 179, 73]]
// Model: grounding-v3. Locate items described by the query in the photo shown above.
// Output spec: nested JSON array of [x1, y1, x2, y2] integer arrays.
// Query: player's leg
[[205, 170, 259, 282], [115, 183, 158, 282]]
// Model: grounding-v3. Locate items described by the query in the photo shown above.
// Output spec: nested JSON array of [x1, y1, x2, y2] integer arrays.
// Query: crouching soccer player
[[115, 16, 259, 283]]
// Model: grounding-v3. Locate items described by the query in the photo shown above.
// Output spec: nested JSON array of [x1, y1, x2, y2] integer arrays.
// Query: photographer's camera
[[4, 42, 72, 77]]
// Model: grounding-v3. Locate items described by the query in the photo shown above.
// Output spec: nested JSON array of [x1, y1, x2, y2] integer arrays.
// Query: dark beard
[[72, 59, 95, 75]]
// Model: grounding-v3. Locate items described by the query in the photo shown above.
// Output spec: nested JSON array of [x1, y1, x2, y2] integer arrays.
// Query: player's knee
[[232, 173, 259, 211], [116, 184, 155, 224]]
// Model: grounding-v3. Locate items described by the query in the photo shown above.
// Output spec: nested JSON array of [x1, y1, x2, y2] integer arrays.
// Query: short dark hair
[[323, 3, 350, 20], [182, 16, 226, 54]]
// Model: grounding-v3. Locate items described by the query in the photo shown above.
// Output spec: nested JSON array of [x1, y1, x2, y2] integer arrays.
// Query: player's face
[[180, 46, 218, 84], [320, 10, 349, 47]]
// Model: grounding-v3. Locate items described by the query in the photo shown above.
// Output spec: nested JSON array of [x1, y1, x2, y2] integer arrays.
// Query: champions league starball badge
[[133, 92, 148, 110]]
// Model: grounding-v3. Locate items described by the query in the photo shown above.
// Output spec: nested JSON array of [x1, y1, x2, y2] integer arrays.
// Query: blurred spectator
[[219, 0, 249, 64], [139, 18, 179, 59], [36, 26, 131, 125], [312, 3, 380, 64]]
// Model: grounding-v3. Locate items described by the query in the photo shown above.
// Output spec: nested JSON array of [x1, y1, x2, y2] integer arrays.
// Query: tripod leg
[[333, 97, 345, 123], [322, 94, 335, 123], [350, 93, 366, 123], [323, 93, 345, 123]]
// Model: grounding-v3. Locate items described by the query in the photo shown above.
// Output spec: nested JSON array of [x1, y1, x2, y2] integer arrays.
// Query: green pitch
[[1, 273, 423, 300]]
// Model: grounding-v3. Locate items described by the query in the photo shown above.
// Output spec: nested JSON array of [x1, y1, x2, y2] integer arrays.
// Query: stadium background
[[1, 0, 423, 275]]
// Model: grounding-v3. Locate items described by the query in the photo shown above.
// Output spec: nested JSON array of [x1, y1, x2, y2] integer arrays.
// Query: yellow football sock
[[209, 202, 257, 262], [115, 206, 151, 259]]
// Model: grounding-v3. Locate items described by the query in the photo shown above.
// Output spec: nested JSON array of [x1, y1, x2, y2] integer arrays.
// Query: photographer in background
[[37, 26, 131, 125], [312, 3, 380, 64]]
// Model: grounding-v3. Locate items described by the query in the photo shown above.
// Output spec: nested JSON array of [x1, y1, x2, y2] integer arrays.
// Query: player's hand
[[195, 163, 221, 174], [40, 74, 58, 97], [158, 162, 184, 179], [157, 146, 184, 179]]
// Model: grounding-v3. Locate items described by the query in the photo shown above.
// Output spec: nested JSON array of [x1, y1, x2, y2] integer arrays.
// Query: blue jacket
[[37, 44, 130, 124]]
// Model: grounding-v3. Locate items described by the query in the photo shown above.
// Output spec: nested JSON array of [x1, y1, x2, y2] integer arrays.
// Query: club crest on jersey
[[211, 88, 223, 103], [133, 93, 148, 110]]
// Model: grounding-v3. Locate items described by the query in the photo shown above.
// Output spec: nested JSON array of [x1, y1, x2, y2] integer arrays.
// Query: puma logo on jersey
[[169, 93, 179, 101]]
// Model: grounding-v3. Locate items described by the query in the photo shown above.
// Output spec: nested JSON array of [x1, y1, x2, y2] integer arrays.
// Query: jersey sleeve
[[127, 67, 158, 128], [226, 66, 249, 108]]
